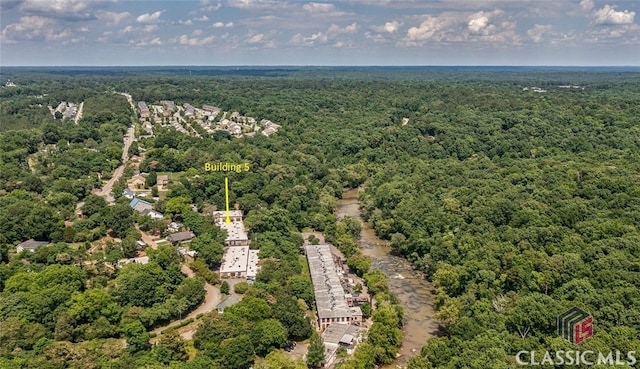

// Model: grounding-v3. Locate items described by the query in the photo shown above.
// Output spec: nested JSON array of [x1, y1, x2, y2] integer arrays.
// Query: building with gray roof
[[305, 244, 363, 330]]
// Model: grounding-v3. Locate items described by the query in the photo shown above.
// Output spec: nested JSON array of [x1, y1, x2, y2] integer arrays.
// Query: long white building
[[305, 244, 362, 330], [215, 210, 259, 279]]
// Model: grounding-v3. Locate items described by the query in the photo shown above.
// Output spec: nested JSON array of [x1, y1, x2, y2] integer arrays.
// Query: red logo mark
[[574, 316, 593, 344]]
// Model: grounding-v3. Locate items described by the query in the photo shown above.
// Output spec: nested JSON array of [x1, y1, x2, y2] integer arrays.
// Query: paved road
[[73, 102, 84, 124], [139, 228, 223, 340], [150, 264, 222, 337], [96, 125, 135, 204]]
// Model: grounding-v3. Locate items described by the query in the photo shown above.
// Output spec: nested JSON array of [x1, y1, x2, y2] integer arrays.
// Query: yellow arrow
[[225, 177, 231, 224]]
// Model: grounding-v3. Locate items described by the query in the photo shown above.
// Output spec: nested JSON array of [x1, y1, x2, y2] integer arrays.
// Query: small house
[[216, 295, 241, 313], [167, 231, 196, 245], [16, 239, 49, 253], [157, 175, 169, 190]]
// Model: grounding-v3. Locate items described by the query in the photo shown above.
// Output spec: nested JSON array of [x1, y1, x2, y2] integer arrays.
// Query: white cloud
[[228, 0, 288, 10], [172, 34, 216, 46], [586, 23, 640, 43], [328, 22, 359, 35], [290, 31, 328, 46], [383, 21, 402, 33], [194, 15, 209, 22], [135, 36, 163, 46], [593, 5, 635, 25], [246, 33, 265, 43], [192, 29, 203, 36], [404, 15, 458, 44], [402, 10, 519, 47], [204, 3, 222, 11], [468, 12, 489, 33], [1, 15, 73, 44], [18, 0, 108, 21], [527, 24, 553, 43], [303, 2, 334, 13], [136, 10, 164, 24], [96, 11, 132, 25], [212, 21, 234, 28], [580, 0, 594, 11], [467, 10, 503, 35], [144, 25, 158, 33]]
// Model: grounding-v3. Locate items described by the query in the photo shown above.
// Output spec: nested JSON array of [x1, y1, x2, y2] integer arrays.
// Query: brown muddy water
[[337, 189, 440, 368]]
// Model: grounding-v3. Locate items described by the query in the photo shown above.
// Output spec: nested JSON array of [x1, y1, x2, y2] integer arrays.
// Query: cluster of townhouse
[[136, 99, 280, 139], [48, 101, 79, 120]]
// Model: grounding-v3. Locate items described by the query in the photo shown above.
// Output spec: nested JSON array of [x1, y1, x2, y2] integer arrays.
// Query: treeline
[[356, 82, 640, 367], [1, 70, 639, 368]]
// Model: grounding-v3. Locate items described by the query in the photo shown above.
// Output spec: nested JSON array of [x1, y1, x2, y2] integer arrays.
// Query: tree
[[165, 196, 191, 217], [363, 270, 388, 295], [220, 281, 230, 295], [347, 253, 372, 277], [67, 288, 122, 325], [153, 331, 188, 364], [147, 171, 158, 187], [251, 319, 288, 356], [114, 262, 167, 307], [103, 203, 134, 238], [190, 233, 224, 269], [273, 297, 312, 341], [148, 244, 183, 269], [122, 320, 150, 353], [255, 350, 306, 369], [336, 216, 362, 239], [360, 302, 372, 318], [306, 331, 325, 368], [222, 334, 255, 369], [234, 282, 249, 294]]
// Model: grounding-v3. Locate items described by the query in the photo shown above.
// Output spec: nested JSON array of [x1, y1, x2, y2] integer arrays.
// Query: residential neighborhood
[[136, 99, 280, 138]]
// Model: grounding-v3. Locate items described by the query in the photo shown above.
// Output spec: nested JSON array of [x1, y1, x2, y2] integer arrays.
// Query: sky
[[0, 0, 639, 66]]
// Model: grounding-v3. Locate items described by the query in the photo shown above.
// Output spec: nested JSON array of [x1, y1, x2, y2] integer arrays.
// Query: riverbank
[[337, 189, 440, 367]]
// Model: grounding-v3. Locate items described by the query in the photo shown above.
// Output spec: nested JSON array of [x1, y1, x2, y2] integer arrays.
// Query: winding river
[[337, 189, 440, 367]]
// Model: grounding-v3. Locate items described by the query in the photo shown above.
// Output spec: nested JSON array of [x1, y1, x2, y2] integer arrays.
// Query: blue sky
[[1, 0, 639, 66]]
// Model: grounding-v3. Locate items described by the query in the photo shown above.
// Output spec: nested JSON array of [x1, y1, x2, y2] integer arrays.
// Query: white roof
[[212, 210, 243, 218], [218, 220, 249, 242], [247, 249, 260, 278], [220, 246, 249, 273]]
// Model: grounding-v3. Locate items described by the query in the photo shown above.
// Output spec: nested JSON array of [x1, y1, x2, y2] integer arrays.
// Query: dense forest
[[1, 67, 639, 368]]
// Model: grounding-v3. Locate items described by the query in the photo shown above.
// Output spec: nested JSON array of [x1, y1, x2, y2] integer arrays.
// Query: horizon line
[[2, 64, 640, 68]]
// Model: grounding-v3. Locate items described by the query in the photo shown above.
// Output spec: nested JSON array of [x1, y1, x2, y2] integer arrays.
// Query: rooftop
[[217, 220, 249, 242], [216, 294, 241, 311], [247, 249, 260, 278], [167, 231, 196, 243], [220, 246, 249, 273], [16, 239, 49, 251], [305, 244, 353, 320], [212, 210, 244, 219], [322, 323, 362, 345]]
